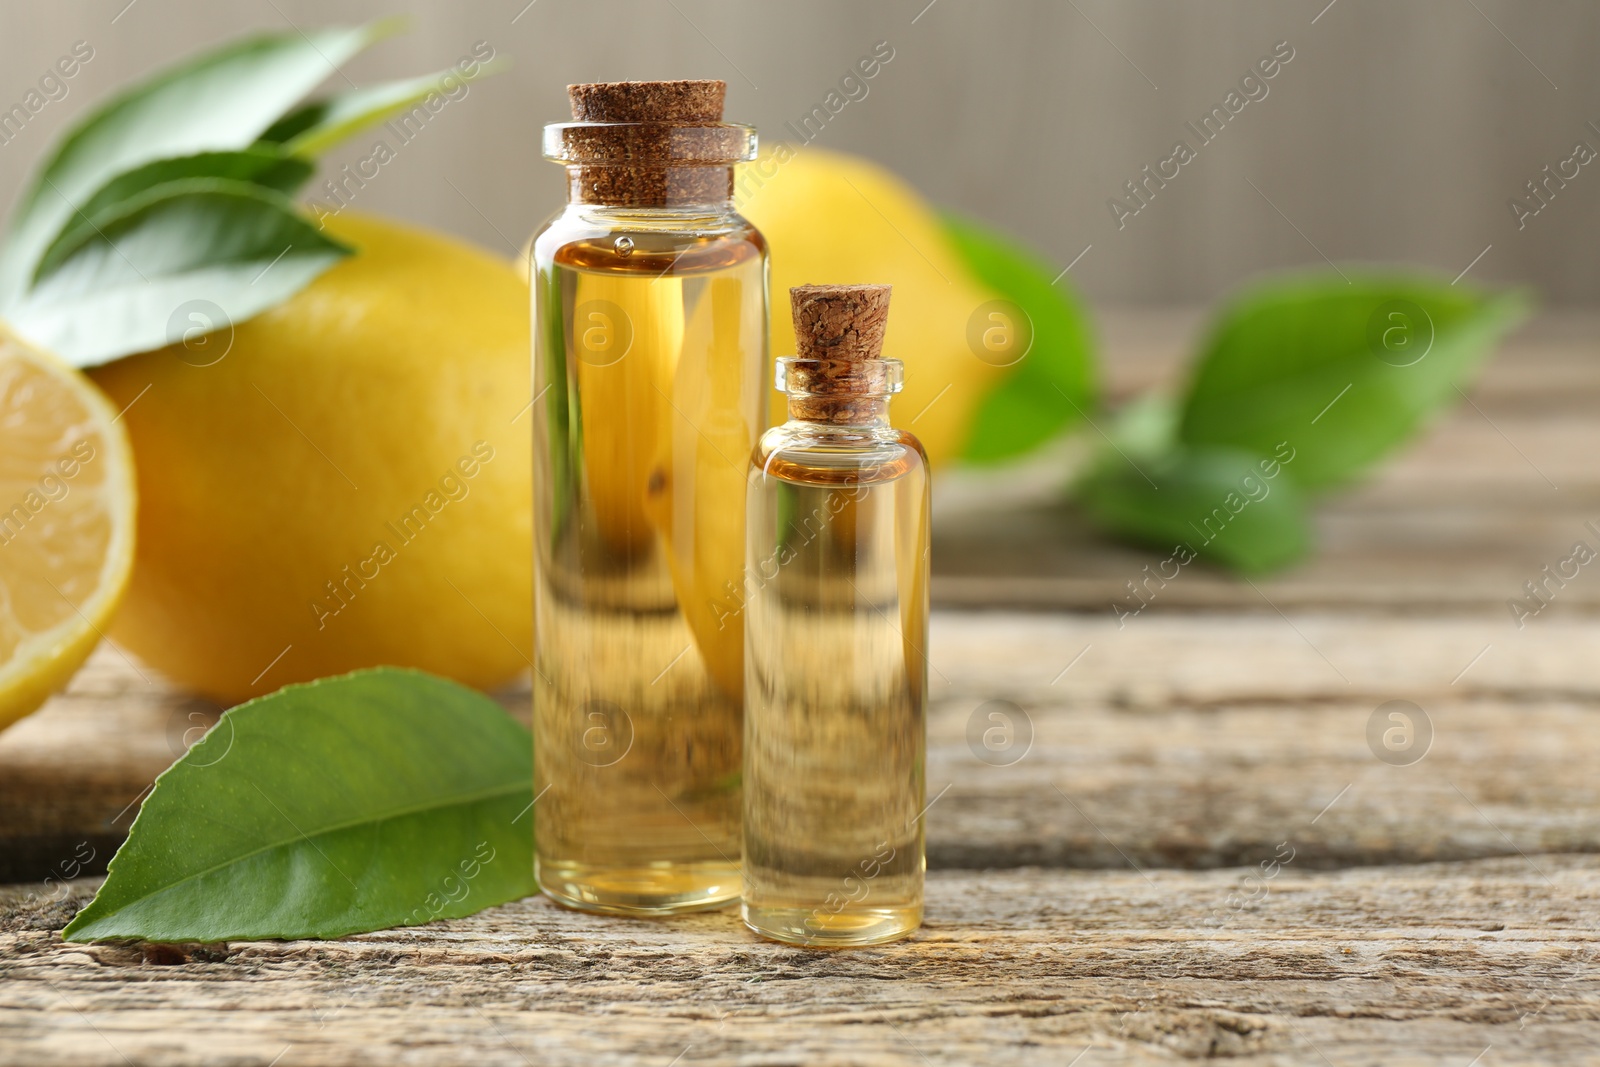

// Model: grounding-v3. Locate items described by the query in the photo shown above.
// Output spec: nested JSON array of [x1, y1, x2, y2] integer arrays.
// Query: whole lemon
[[90, 213, 531, 704], [735, 147, 1007, 467]]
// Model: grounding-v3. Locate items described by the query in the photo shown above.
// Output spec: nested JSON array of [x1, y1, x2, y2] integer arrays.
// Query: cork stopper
[[781, 285, 901, 424], [791, 284, 892, 362], [568, 80, 725, 123], [548, 80, 752, 207]]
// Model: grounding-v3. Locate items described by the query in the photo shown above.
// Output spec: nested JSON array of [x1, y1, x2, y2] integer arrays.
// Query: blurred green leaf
[[0, 23, 388, 308], [1077, 416, 1312, 575], [10, 180, 350, 365], [941, 213, 1096, 464], [64, 668, 534, 943], [263, 60, 504, 158], [1179, 273, 1530, 489]]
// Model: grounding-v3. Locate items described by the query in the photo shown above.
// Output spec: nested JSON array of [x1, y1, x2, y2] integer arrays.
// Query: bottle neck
[[565, 164, 737, 209], [785, 394, 892, 428], [776, 356, 903, 429]]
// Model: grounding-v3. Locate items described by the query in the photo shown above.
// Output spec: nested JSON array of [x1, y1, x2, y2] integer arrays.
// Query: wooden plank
[[924, 612, 1600, 868], [6, 612, 1597, 880], [3, 858, 1596, 1066]]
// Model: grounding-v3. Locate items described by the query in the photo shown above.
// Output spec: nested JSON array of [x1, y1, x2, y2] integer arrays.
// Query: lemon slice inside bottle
[[0, 326, 136, 730]]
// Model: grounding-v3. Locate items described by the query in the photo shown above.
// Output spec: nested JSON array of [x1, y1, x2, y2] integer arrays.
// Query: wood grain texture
[[7, 608, 1599, 882], [3, 859, 1597, 1066]]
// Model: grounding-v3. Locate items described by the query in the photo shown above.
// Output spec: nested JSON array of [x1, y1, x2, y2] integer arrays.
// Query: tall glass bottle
[[530, 80, 767, 915], [742, 285, 930, 946]]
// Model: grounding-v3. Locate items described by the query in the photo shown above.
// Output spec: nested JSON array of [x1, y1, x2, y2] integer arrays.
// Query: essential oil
[[742, 285, 929, 946], [530, 80, 768, 915]]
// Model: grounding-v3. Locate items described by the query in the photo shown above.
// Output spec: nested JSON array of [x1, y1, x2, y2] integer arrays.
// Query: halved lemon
[[0, 326, 135, 730]]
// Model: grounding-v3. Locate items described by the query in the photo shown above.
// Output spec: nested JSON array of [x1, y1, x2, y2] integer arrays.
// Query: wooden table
[[3, 313, 1598, 1065]]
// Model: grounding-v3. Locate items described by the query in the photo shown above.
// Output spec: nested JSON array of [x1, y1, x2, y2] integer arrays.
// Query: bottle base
[[536, 858, 741, 917], [740, 903, 921, 947]]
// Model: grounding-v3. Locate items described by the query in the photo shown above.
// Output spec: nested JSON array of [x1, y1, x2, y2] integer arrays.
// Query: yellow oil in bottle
[[531, 218, 766, 915], [741, 286, 929, 945]]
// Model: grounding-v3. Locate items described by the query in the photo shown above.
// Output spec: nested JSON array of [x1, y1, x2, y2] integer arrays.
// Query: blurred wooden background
[[2, 0, 1597, 305]]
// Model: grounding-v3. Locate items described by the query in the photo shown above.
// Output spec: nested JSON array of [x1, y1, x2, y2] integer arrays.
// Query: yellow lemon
[[641, 274, 760, 699], [573, 271, 683, 556], [0, 326, 135, 730], [89, 213, 531, 704], [736, 147, 1006, 467]]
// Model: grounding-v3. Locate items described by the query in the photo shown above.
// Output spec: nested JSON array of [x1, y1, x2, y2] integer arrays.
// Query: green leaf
[[63, 668, 535, 943], [9, 180, 350, 366], [33, 148, 314, 282], [263, 59, 505, 159], [0, 22, 388, 307], [1077, 430, 1313, 575], [941, 213, 1096, 464], [1178, 272, 1530, 490]]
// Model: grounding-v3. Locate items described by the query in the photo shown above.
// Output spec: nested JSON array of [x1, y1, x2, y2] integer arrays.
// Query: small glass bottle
[[530, 80, 768, 915], [742, 285, 930, 947]]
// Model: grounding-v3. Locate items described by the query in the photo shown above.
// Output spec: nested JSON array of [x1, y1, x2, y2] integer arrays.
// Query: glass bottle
[[530, 80, 768, 915], [742, 285, 930, 946]]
